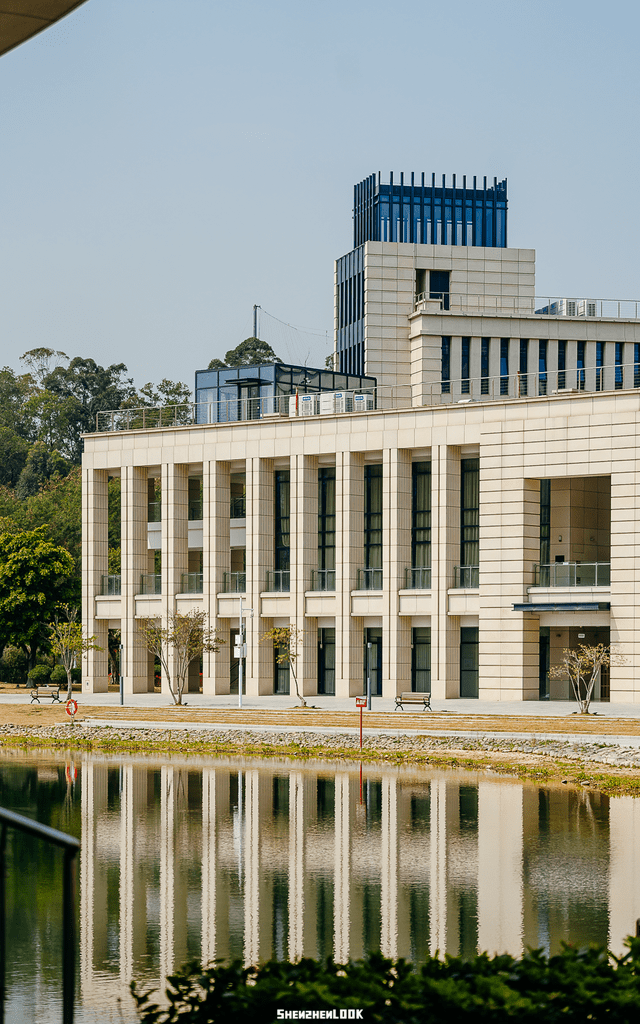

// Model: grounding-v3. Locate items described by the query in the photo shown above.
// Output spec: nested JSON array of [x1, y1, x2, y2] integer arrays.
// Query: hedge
[[27, 664, 51, 686], [131, 941, 640, 1023]]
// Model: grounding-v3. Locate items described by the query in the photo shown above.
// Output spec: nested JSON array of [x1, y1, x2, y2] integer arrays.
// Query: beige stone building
[[82, 173, 640, 703]]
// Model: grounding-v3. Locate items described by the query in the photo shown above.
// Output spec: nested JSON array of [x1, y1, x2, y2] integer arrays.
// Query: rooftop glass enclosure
[[195, 362, 376, 423]]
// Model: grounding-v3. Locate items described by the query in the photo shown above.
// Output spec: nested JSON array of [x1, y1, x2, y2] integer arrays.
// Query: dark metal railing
[[180, 572, 203, 594], [0, 806, 80, 1024], [310, 569, 336, 591], [405, 567, 432, 589], [534, 562, 611, 587], [453, 565, 479, 588], [265, 570, 290, 593], [222, 572, 246, 593], [139, 574, 162, 595], [100, 574, 121, 596], [230, 495, 246, 519], [356, 568, 383, 590]]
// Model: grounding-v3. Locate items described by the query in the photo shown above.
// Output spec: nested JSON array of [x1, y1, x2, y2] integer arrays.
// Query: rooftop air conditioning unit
[[556, 299, 577, 317], [299, 394, 316, 416], [353, 393, 374, 412], [319, 392, 339, 415], [577, 300, 597, 317]]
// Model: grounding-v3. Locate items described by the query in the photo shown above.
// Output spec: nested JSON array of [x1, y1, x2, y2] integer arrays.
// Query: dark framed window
[[595, 341, 604, 391], [539, 340, 547, 396], [412, 628, 431, 693], [412, 462, 431, 569], [615, 342, 623, 389], [430, 270, 450, 310], [275, 470, 290, 571], [363, 628, 382, 696], [558, 340, 566, 390], [635, 343, 640, 388], [318, 468, 336, 570], [519, 339, 528, 396], [460, 627, 479, 698], [317, 628, 335, 695], [540, 479, 550, 566], [481, 338, 490, 394], [461, 458, 479, 568], [274, 645, 290, 695], [461, 337, 470, 393], [441, 337, 451, 394], [577, 340, 585, 390], [500, 338, 509, 395], [364, 464, 383, 569]]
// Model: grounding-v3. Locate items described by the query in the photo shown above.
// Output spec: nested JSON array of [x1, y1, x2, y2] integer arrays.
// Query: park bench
[[30, 686, 62, 704], [394, 691, 432, 711]]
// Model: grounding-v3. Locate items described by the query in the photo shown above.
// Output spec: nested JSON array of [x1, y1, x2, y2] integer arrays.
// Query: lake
[[1, 749, 639, 1023]]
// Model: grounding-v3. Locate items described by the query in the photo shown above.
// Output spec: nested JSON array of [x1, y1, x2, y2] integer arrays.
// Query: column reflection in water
[[57, 753, 638, 1015]]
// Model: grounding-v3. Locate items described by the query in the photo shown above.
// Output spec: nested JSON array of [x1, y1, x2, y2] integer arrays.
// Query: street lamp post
[[366, 641, 372, 711], [235, 597, 253, 710]]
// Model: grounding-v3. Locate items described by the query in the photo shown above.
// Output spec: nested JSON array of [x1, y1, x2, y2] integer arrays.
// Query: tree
[[20, 347, 69, 389], [0, 428, 29, 487], [48, 606, 103, 700], [135, 379, 192, 407], [137, 610, 225, 705], [549, 643, 623, 714], [0, 526, 75, 666], [260, 624, 307, 708], [208, 337, 282, 369], [15, 440, 69, 499]]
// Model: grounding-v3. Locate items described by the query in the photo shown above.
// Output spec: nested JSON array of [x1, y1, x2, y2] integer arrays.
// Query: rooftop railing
[[414, 292, 640, 319], [426, 362, 640, 404], [534, 562, 611, 587]]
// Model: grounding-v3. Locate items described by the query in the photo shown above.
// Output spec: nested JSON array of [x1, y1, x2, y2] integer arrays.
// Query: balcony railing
[[453, 566, 479, 588], [266, 570, 290, 592], [188, 500, 203, 521], [356, 568, 383, 591], [180, 572, 203, 594], [100, 574, 121, 596], [230, 495, 246, 519], [222, 571, 246, 593], [310, 569, 336, 591], [534, 562, 611, 587], [139, 574, 161, 595], [405, 567, 432, 589], [148, 501, 161, 523]]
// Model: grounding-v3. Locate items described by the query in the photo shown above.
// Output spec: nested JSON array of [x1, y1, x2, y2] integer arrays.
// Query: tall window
[[500, 338, 509, 395], [595, 341, 604, 391], [558, 340, 566, 390], [635, 343, 640, 388], [540, 479, 550, 566], [461, 458, 479, 567], [364, 465, 383, 570], [519, 339, 528, 396], [412, 628, 431, 693], [441, 337, 451, 394], [412, 462, 431, 572], [481, 338, 490, 395], [461, 337, 470, 393], [318, 628, 335, 695], [430, 270, 450, 310], [577, 340, 585, 390], [539, 340, 547, 396], [275, 470, 290, 571], [615, 342, 623, 389], [318, 468, 336, 571]]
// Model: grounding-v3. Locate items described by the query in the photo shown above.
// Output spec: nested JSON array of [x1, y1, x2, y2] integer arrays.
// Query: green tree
[[15, 440, 69, 499], [208, 337, 281, 369], [0, 428, 29, 487], [0, 366, 35, 438], [0, 526, 75, 666], [260, 624, 306, 707], [135, 379, 192, 406], [49, 605, 102, 700], [137, 610, 225, 705]]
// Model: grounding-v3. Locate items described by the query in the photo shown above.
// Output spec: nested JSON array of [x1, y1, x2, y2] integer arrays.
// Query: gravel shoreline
[[1, 721, 640, 770]]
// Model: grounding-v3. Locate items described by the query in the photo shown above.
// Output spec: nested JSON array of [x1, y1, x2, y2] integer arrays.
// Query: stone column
[[246, 458, 274, 695], [380, 775, 398, 959], [121, 466, 149, 693], [161, 463, 188, 699], [81, 467, 109, 693], [430, 446, 461, 699], [609, 796, 640, 955], [288, 771, 305, 960], [479, 465, 539, 700], [290, 455, 318, 695], [477, 782, 523, 956], [382, 448, 411, 697], [610, 465, 640, 701], [333, 772, 351, 962], [203, 461, 230, 694], [335, 452, 364, 697]]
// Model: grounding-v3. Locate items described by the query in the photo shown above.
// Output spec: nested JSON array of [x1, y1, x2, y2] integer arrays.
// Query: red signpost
[[355, 695, 366, 748]]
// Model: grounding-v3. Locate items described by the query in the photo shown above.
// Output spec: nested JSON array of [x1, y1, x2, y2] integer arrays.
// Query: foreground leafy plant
[[131, 940, 640, 1023]]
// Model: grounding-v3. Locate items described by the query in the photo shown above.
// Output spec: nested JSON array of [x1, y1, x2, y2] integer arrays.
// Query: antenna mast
[[253, 304, 260, 339]]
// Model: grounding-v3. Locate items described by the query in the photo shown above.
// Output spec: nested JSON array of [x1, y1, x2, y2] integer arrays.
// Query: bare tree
[[260, 625, 306, 708], [49, 605, 103, 700], [137, 610, 225, 705], [549, 643, 623, 714]]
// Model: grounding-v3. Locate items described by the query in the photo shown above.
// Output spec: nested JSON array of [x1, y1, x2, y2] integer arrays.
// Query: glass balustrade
[[534, 562, 610, 587], [453, 566, 479, 588], [356, 568, 383, 590], [404, 567, 432, 589], [310, 569, 336, 591]]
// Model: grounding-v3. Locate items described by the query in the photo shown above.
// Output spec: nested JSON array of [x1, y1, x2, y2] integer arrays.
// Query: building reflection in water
[[74, 755, 640, 1011]]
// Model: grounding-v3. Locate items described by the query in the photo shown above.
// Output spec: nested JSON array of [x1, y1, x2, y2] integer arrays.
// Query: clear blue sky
[[1, 0, 638, 390]]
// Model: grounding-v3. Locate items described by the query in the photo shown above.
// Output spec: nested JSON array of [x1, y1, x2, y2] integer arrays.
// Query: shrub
[[50, 665, 67, 687], [71, 666, 82, 684], [131, 943, 640, 1023], [27, 664, 51, 686], [0, 646, 27, 686]]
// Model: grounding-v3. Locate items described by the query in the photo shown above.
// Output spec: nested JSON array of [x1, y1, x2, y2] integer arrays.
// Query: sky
[[1, 0, 639, 393]]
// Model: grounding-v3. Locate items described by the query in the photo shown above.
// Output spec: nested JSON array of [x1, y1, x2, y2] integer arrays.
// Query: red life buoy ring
[[65, 699, 78, 717]]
